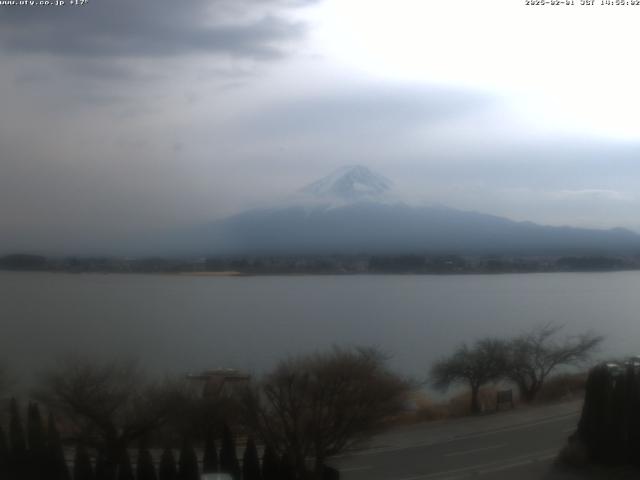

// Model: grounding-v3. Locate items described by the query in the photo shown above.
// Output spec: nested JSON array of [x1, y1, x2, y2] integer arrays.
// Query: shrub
[[117, 450, 135, 480], [242, 437, 261, 480], [261, 444, 278, 480], [219, 424, 240, 479], [47, 413, 71, 480], [136, 440, 157, 480], [242, 346, 409, 478], [158, 448, 177, 480], [73, 444, 94, 480], [202, 427, 218, 474], [534, 373, 587, 404], [412, 392, 448, 422], [178, 439, 199, 480]]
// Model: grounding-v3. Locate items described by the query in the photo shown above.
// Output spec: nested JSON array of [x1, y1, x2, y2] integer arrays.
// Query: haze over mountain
[[5, 2, 640, 255], [159, 166, 640, 257]]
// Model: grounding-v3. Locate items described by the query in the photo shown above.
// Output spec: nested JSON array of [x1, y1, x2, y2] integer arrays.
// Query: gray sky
[[2, 0, 640, 253]]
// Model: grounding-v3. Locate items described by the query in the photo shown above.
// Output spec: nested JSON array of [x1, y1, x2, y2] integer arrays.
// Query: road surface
[[330, 400, 637, 479]]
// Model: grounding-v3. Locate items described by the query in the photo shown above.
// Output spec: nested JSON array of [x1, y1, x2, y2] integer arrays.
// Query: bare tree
[[241, 346, 410, 479], [33, 356, 184, 478], [505, 323, 603, 403], [430, 338, 508, 414]]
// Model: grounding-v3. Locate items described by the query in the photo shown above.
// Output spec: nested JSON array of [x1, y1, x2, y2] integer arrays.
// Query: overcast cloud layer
[[2, 0, 640, 254]]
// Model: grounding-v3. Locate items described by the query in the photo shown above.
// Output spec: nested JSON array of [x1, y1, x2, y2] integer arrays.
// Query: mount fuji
[[298, 165, 394, 203], [159, 166, 640, 256]]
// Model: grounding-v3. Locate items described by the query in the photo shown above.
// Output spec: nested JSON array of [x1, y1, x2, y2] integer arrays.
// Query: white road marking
[[443, 443, 506, 457], [392, 448, 558, 480]]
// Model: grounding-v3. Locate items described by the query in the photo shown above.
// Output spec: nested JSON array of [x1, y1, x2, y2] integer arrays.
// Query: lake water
[[2, 271, 639, 388]]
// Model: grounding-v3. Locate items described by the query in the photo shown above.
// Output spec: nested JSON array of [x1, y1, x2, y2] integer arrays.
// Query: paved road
[[329, 400, 635, 480]]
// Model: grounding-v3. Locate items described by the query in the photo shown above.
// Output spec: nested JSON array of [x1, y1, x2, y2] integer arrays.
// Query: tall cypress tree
[[73, 444, 94, 480], [158, 448, 177, 480], [242, 437, 261, 480], [0, 424, 10, 478], [95, 450, 110, 480], [27, 403, 47, 479], [9, 398, 27, 460], [202, 426, 218, 473], [96, 449, 116, 480], [47, 413, 71, 480], [9, 398, 27, 480], [116, 449, 134, 480], [178, 439, 199, 480], [136, 439, 157, 480], [219, 424, 240, 480], [278, 452, 294, 480], [260, 445, 279, 480]]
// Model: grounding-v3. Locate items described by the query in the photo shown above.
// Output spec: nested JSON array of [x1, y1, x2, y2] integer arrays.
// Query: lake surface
[[2, 271, 639, 388]]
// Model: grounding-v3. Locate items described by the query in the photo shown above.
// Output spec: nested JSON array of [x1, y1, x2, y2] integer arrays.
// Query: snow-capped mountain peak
[[299, 165, 392, 202]]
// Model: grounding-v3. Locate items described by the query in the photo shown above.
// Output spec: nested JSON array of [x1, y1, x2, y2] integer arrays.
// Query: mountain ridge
[[146, 166, 640, 257]]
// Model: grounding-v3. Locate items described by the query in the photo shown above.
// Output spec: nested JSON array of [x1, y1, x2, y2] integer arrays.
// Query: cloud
[[0, 0, 314, 60], [243, 84, 493, 141], [552, 189, 634, 202], [5, 0, 640, 252]]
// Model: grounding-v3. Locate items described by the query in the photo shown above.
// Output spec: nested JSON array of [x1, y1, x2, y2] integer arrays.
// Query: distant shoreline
[[2, 268, 640, 278], [178, 270, 244, 277], [3, 252, 640, 276]]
